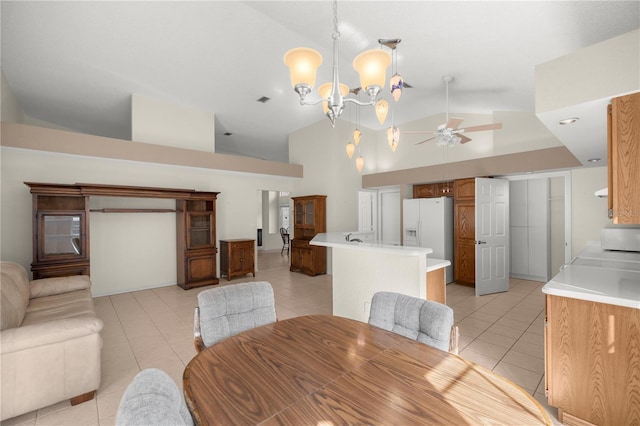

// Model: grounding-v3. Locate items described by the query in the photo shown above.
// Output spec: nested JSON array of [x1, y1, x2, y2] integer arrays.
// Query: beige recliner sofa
[[0, 261, 103, 421]]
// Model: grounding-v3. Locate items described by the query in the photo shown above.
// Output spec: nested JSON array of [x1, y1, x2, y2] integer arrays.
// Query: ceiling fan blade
[[415, 136, 438, 145], [458, 123, 503, 133], [403, 130, 438, 135], [459, 134, 472, 144], [446, 117, 464, 130]]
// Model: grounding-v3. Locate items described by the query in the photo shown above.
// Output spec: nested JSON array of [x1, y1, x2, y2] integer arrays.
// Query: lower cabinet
[[220, 239, 255, 281], [290, 239, 326, 276], [179, 251, 218, 290], [545, 295, 640, 425]]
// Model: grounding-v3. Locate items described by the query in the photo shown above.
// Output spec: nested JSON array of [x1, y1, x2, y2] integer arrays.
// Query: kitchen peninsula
[[311, 232, 450, 322]]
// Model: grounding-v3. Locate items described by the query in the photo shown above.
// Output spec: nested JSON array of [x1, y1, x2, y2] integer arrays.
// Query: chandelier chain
[[332, 0, 339, 39]]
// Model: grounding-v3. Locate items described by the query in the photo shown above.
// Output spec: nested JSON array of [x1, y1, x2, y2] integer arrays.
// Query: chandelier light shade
[[284, 1, 396, 128], [355, 155, 364, 173], [319, 82, 349, 114], [375, 99, 389, 124], [283, 48, 323, 93], [353, 49, 391, 95], [353, 128, 362, 146], [346, 141, 355, 159]]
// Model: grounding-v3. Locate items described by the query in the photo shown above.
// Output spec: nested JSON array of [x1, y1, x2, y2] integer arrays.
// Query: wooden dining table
[[183, 315, 550, 425]]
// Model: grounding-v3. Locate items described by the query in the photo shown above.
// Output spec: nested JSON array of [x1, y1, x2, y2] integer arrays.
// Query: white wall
[[289, 118, 367, 233], [1, 71, 24, 123], [0, 147, 295, 296], [571, 166, 610, 256], [131, 94, 215, 152]]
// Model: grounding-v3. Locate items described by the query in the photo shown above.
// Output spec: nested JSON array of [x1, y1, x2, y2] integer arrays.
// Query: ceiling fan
[[405, 75, 502, 146]]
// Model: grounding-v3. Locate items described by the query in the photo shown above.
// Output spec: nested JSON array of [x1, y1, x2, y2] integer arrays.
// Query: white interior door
[[379, 190, 400, 245], [475, 178, 510, 296], [358, 190, 376, 235]]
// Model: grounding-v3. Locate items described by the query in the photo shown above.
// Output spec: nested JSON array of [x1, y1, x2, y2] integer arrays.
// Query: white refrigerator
[[403, 197, 454, 283]]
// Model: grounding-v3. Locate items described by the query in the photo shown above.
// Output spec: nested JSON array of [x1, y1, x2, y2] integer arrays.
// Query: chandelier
[[283, 0, 391, 127]]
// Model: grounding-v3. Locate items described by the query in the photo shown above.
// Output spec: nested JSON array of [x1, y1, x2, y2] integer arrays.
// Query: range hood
[[595, 187, 608, 198]]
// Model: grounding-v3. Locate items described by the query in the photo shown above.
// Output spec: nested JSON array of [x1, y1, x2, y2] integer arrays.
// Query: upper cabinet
[[608, 91, 640, 224], [27, 183, 90, 279], [292, 195, 326, 239], [413, 181, 454, 198]]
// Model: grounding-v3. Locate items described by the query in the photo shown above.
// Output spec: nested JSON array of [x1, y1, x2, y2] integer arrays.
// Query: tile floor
[[4, 251, 560, 425]]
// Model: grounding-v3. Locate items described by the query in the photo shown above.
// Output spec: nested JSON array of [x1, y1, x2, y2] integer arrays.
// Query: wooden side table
[[219, 239, 255, 281]]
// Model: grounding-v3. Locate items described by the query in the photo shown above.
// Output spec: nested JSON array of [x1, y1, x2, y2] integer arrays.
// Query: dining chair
[[368, 291, 456, 353], [280, 227, 290, 255], [194, 281, 277, 352], [116, 368, 193, 426]]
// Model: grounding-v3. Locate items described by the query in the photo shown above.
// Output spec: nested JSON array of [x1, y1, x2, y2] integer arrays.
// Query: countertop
[[311, 232, 433, 256], [311, 233, 450, 272], [542, 242, 640, 309]]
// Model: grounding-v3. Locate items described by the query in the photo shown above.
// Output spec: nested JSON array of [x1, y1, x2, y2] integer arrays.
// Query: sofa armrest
[[29, 275, 91, 299], [0, 315, 103, 354]]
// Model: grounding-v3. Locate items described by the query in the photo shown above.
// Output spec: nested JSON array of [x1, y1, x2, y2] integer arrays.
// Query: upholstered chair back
[[368, 291, 455, 353], [195, 281, 276, 350], [116, 368, 193, 426]]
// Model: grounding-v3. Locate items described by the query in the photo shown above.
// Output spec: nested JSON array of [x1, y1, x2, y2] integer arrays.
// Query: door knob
[[476, 240, 487, 245]]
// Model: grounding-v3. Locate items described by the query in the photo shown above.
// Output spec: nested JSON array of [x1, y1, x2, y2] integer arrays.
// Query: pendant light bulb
[[355, 155, 364, 173], [390, 74, 403, 102], [387, 126, 399, 151], [353, 128, 362, 146], [346, 141, 355, 159], [375, 99, 388, 124]]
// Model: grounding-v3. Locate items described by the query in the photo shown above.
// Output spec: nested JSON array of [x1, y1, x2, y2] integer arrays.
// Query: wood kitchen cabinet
[[27, 182, 90, 279], [220, 239, 255, 281], [413, 181, 453, 198], [453, 178, 475, 285], [290, 195, 326, 276], [608, 91, 640, 224], [545, 294, 640, 425], [176, 196, 219, 289]]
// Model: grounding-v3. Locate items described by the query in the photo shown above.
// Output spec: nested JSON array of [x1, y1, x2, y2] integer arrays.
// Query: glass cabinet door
[[38, 213, 84, 260], [295, 201, 304, 226], [187, 212, 213, 248], [304, 200, 315, 226]]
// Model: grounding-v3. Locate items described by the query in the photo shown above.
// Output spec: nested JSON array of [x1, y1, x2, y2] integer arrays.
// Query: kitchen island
[[311, 232, 450, 322], [542, 242, 640, 426]]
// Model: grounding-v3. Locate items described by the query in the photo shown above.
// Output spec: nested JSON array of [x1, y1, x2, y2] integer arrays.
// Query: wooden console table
[[25, 182, 219, 289]]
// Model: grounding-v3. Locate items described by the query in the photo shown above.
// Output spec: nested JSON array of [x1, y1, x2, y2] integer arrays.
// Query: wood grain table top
[[183, 315, 550, 425]]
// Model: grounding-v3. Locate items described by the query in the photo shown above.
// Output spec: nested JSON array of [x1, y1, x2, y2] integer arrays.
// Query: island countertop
[[542, 243, 640, 309], [311, 232, 433, 256], [311, 232, 450, 272]]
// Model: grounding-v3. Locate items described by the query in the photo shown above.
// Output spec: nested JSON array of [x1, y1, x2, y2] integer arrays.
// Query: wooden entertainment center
[[25, 182, 220, 289]]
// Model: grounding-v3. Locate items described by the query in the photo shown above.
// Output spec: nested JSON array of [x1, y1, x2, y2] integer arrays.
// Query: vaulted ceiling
[[2, 1, 638, 163]]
